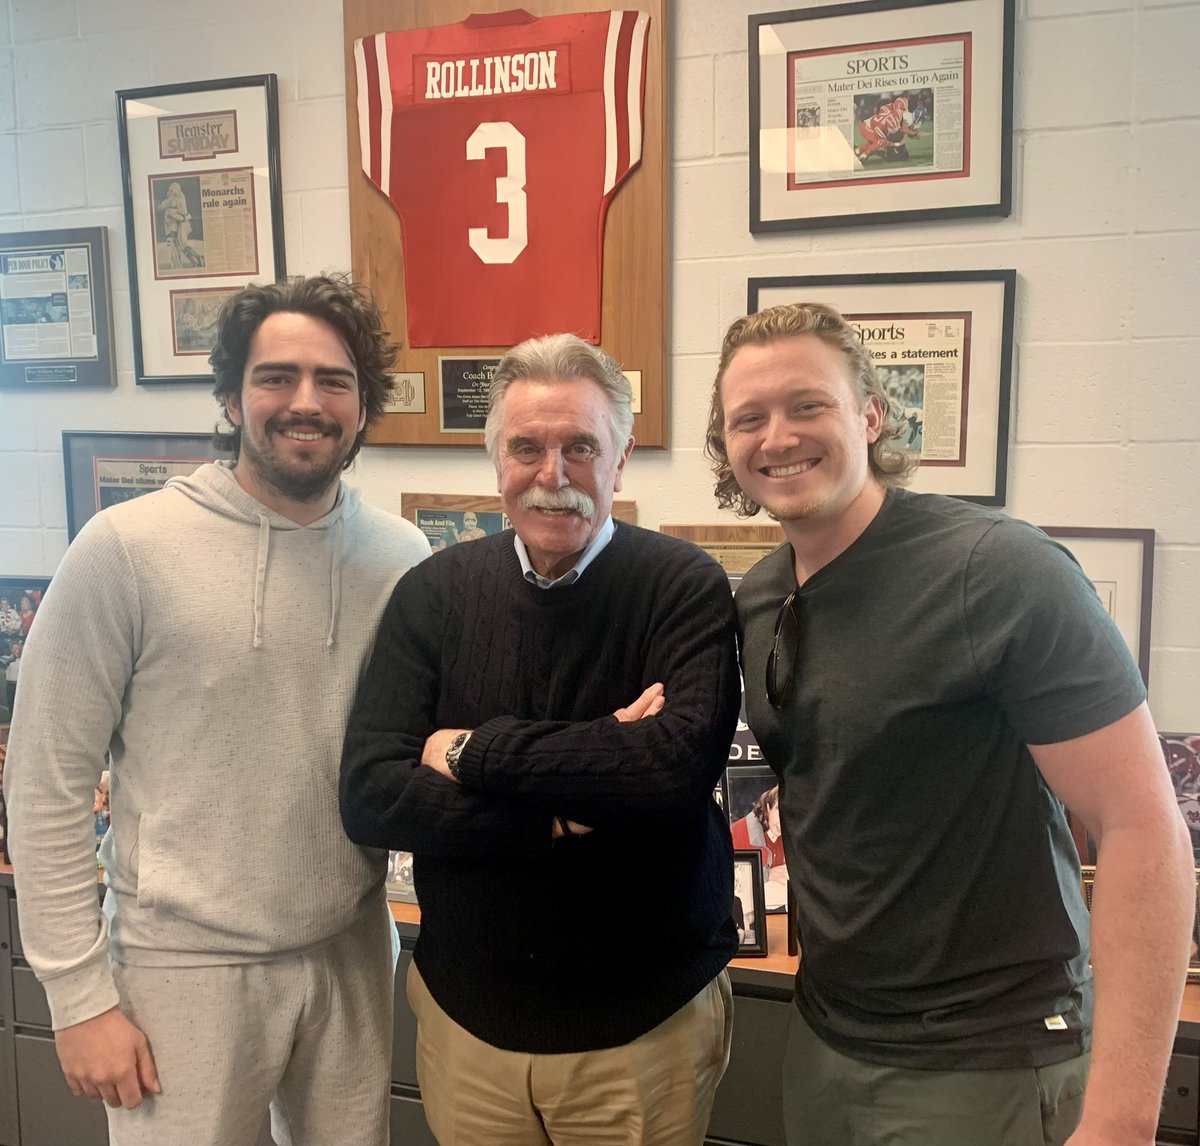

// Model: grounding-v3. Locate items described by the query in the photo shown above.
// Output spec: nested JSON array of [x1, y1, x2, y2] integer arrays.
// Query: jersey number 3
[[467, 122, 528, 265]]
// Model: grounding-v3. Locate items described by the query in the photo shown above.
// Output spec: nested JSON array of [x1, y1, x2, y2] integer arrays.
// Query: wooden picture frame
[[63, 431, 218, 541], [0, 227, 117, 389], [749, 0, 1015, 232], [1040, 527, 1154, 686], [344, 0, 670, 448], [733, 849, 769, 957], [117, 75, 286, 384], [659, 523, 786, 575], [750, 270, 1017, 505]]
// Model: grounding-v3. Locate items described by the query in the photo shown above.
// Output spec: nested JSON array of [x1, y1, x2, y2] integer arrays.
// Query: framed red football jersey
[[355, 9, 649, 349]]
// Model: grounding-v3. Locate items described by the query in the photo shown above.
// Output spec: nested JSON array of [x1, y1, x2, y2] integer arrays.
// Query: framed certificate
[[117, 75, 285, 384]]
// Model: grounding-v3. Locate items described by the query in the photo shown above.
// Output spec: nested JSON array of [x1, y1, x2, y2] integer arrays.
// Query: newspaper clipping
[[788, 33, 968, 187], [850, 311, 971, 465], [92, 456, 208, 511], [0, 245, 97, 363], [157, 109, 239, 161], [170, 287, 239, 355], [150, 168, 259, 279]]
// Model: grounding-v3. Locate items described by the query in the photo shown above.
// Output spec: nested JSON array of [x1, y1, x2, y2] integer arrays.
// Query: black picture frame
[[116, 74, 285, 385], [749, 269, 1016, 505], [734, 849, 769, 957], [749, 0, 1015, 232], [0, 575, 51, 720], [63, 431, 219, 541], [0, 227, 116, 388]]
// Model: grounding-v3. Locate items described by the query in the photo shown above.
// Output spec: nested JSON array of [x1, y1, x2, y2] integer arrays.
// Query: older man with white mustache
[[340, 333, 743, 1146]]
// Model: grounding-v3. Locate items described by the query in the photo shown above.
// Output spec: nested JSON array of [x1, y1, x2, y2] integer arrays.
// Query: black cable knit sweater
[[340, 522, 741, 1053]]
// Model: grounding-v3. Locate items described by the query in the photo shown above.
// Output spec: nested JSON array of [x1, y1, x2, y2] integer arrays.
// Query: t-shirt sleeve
[[964, 520, 1146, 746]]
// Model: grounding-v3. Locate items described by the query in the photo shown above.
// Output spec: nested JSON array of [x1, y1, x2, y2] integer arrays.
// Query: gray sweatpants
[[106, 905, 395, 1146]]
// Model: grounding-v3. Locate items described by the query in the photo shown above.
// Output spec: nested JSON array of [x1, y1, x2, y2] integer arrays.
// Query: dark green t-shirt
[[736, 488, 1146, 1069]]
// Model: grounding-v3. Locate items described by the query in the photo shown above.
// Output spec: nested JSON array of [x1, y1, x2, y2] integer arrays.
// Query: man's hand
[[551, 817, 593, 839], [420, 728, 472, 781], [56, 1006, 160, 1109], [614, 682, 665, 723]]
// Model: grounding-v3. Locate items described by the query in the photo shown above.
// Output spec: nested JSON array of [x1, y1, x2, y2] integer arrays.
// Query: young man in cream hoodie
[[3, 275, 430, 1146]]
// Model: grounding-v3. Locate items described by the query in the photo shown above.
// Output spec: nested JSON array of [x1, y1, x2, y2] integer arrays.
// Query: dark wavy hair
[[705, 302, 918, 518], [209, 274, 397, 466]]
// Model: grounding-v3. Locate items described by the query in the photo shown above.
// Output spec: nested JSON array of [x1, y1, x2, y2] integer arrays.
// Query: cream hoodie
[[4, 464, 430, 1028]]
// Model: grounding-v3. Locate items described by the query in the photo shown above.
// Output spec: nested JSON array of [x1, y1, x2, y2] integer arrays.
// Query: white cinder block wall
[[0, 0, 1196, 727]]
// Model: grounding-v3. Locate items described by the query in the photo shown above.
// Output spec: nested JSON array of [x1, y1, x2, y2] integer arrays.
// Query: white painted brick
[[14, 38, 87, 127], [673, 56, 713, 161], [1133, 123, 1200, 234], [298, 188, 351, 277], [0, 133, 17, 213], [1004, 443, 1131, 525], [714, 54, 747, 159], [0, 388, 37, 449], [80, 0, 159, 36], [17, 128, 85, 211], [37, 449, 65, 530], [1125, 443, 1200, 543], [1015, 342, 1128, 443], [1026, 0, 1130, 13], [1021, 128, 1130, 237], [0, 48, 13, 131], [280, 97, 348, 193], [149, 21, 295, 87], [1017, 13, 1132, 130], [83, 121, 120, 209], [1154, 548, 1200, 650], [1131, 234, 1200, 340], [670, 261, 720, 355], [0, 527, 43, 571], [675, 0, 819, 62], [1135, 7, 1200, 123], [41, 528, 67, 571], [295, 4, 346, 102], [0, 457, 47, 532], [10, 0, 75, 44], [86, 31, 153, 121], [1148, 650, 1200, 732], [0, 2, 9, 46], [670, 353, 719, 450], [1127, 341, 1200, 443], [1013, 238, 1130, 343], [672, 159, 755, 260], [282, 192, 303, 277]]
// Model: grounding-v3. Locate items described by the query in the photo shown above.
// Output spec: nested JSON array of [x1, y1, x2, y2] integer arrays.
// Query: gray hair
[[484, 333, 634, 463]]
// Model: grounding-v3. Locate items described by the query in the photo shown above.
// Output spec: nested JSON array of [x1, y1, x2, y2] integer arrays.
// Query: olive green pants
[[783, 1005, 1090, 1146]]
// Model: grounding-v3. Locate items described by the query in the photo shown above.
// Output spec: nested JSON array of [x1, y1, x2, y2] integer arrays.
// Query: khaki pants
[[408, 963, 734, 1146], [782, 1005, 1090, 1146], [106, 906, 395, 1146]]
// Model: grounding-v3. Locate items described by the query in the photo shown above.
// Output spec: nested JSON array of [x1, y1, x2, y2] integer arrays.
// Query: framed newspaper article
[[749, 0, 1014, 231], [1161, 734, 1200, 867], [63, 431, 219, 540], [1039, 527, 1154, 685], [749, 270, 1016, 504], [117, 75, 285, 385], [0, 227, 116, 388]]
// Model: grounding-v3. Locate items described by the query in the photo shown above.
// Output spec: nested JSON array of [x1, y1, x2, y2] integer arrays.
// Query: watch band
[[445, 731, 471, 781]]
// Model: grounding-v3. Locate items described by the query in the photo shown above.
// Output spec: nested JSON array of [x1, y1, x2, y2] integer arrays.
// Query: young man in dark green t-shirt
[[706, 301, 1193, 1146]]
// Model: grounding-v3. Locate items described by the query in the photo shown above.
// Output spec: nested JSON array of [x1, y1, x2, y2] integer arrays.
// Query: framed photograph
[[0, 227, 116, 388], [386, 850, 418, 904], [727, 764, 787, 914], [1160, 733, 1200, 865], [400, 493, 637, 553], [63, 431, 218, 541], [1039, 527, 1154, 685], [1081, 864, 1200, 984], [659, 524, 785, 576], [749, 0, 1014, 231], [733, 849, 769, 957], [0, 576, 51, 720], [117, 75, 285, 384], [750, 270, 1016, 504]]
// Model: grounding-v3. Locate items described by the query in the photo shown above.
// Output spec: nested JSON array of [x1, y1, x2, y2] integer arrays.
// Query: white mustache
[[519, 487, 596, 520]]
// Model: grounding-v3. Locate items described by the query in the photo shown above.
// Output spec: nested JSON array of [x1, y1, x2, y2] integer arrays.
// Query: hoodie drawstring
[[327, 516, 344, 648], [252, 514, 271, 649]]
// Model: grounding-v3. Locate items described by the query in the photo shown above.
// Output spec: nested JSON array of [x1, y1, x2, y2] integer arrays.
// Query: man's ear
[[225, 391, 244, 428], [612, 437, 635, 493]]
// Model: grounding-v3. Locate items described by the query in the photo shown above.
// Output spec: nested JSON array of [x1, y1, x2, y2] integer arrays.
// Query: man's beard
[[239, 417, 354, 503], [518, 486, 597, 519]]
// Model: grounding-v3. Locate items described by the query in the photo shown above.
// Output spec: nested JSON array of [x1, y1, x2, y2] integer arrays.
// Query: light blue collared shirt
[[514, 516, 615, 589]]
